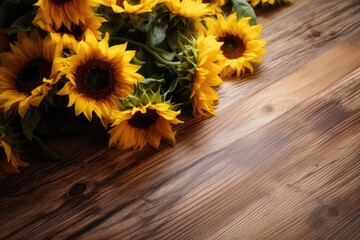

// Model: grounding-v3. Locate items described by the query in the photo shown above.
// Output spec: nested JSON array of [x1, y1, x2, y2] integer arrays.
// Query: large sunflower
[[56, 31, 144, 127], [0, 31, 62, 117], [205, 13, 267, 77], [103, 0, 160, 14], [165, 0, 214, 19], [191, 34, 224, 118], [33, 0, 100, 31], [34, 14, 106, 42], [109, 91, 183, 150], [0, 139, 29, 175]]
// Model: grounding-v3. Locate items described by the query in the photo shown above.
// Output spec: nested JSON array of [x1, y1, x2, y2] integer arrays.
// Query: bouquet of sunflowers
[[0, 0, 290, 177]]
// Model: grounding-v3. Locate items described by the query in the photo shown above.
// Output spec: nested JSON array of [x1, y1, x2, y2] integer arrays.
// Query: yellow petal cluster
[[109, 103, 183, 150]]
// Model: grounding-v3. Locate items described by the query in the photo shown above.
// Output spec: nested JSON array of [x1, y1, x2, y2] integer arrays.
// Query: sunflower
[[103, 0, 160, 14], [205, 13, 267, 77], [56, 31, 144, 128], [33, 0, 99, 31], [33, 14, 106, 42], [108, 90, 183, 150], [165, 0, 214, 19], [0, 31, 62, 117], [190, 34, 224, 118], [0, 139, 29, 175], [247, 0, 290, 7], [201, 0, 224, 12]]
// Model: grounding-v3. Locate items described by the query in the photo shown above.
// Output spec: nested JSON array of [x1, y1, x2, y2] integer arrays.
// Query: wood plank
[[0, 0, 359, 238]]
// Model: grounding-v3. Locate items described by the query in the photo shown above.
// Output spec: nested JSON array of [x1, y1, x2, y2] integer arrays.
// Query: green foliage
[[21, 107, 42, 140], [230, 0, 257, 25], [0, 0, 37, 31]]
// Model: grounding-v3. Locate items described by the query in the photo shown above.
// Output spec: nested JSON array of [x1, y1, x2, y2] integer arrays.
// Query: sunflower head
[[165, 0, 215, 20], [247, 0, 291, 7], [33, 0, 96, 31], [176, 34, 224, 118], [205, 13, 267, 77], [56, 31, 144, 128], [109, 86, 183, 150], [0, 31, 63, 117], [105, 0, 161, 14], [34, 14, 106, 42]]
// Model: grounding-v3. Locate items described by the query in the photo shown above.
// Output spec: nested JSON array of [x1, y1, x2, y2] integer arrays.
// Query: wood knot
[[310, 30, 321, 38], [263, 104, 274, 113], [69, 183, 86, 197], [327, 206, 339, 217]]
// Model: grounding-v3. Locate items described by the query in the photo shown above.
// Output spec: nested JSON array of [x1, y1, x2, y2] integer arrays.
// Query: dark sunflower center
[[50, 0, 71, 5], [219, 35, 246, 59], [16, 58, 52, 94], [75, 59, 115, 100], [128, 109, 159, 129], [202, 0, 212, 3], [56, 24, 84, 41]]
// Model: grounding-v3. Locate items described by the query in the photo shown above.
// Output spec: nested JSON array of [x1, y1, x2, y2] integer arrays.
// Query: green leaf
[[0, 0, 36, 29], [231, 0, 257, 25], [9, 10, 35, 34], [147, 21, 166, 47], [32, 136, 64, 160], [21, 107, 42, 140]]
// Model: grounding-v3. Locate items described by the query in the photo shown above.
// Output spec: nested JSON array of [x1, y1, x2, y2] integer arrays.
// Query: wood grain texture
[[1, 0, 360, 239]]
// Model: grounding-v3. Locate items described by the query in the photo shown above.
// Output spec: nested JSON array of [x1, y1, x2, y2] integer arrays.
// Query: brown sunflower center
[[56, 24, 84, 41], [16, 58, 52, 94], [50, 0, 71, 5], [219, 35, 245, 59], [128, 109, 159, 129], [202, 0, 212, 3], [75, 59, 115, 100]]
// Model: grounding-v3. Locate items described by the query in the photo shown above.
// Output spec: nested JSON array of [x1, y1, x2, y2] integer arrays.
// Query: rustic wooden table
[[1, 0, 359, 239]]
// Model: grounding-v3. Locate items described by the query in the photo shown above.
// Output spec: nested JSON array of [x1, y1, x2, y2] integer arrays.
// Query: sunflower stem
[[111, 37, 181, 67]]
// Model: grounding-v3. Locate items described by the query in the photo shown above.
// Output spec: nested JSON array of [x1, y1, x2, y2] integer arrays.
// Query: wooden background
[[1, 0, 359, 239]]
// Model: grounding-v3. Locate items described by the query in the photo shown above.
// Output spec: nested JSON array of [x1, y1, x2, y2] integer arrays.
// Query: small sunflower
[[0, 139, 29, 175], [165, 0, 214, 19], [206, 13, 267, 77], [190, 34, 224, 118], [201, 0, 224, 12], [34, 14, 106, 42], [247, 0, 291, 7], [56, 31, 144, 127], [109, 89, 183, 150], [103, 0, 160, 14], [33, 0, 98, 31], [0, 31, 62, 117]]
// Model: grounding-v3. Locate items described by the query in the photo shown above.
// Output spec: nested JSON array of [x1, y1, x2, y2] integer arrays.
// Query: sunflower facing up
[[0, 138, 29, 176], [205, 13, 267, 78], [165, 0, 215, 19], [0, 31, 62, 117], [56, 31, 144, 128], [109, 88, 183, 150]]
